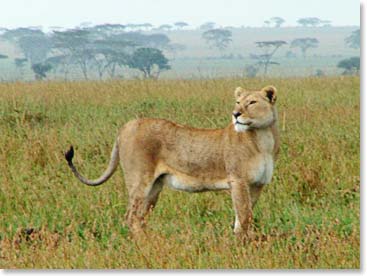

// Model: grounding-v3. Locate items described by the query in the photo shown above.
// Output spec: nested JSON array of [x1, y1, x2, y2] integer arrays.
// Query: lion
[[64, 85, 280, 239]]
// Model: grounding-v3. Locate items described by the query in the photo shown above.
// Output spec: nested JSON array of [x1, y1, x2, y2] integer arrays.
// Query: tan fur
[[65, 86, 280, 239]]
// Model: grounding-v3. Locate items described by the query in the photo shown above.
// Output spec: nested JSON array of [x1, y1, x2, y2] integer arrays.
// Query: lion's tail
[[64, 139, 120, 186]]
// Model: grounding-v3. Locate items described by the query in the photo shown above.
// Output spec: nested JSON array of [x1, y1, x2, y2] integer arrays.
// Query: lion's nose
[[233, 112, 242, 119]]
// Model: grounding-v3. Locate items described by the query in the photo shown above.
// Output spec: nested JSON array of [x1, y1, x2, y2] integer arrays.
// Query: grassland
[[0, 76, 360, 268]]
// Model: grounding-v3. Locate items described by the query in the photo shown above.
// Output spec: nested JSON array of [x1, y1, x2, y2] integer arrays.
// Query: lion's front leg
[[230, 179, 253, 240]]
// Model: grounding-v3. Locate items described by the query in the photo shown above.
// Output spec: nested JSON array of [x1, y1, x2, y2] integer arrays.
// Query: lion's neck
[[229, 123, 278, 156], [254, 123, 280, 158], [253, 127, 275, 154]]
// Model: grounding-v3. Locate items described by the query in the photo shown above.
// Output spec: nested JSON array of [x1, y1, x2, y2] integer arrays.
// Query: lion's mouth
[[235, 121, 252, 126]]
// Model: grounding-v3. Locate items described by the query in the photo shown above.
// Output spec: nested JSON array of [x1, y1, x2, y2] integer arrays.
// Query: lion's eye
[[249, 101, 257, 105], [236, 101, 240, 104]]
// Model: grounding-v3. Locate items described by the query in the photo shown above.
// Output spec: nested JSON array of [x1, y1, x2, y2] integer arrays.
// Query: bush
[[337, 57, 360, 75]]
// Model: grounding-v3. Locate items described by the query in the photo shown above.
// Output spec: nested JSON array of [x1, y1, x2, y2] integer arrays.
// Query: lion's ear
[[261, 85, 277, 104], [234, 87, 246, 99]]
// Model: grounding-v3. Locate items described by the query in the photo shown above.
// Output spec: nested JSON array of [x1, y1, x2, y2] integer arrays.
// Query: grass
[[0, 76, 360, 268]]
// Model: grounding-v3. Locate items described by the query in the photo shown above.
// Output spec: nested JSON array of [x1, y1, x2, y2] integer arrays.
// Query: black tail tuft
[[64, 145, 74, 165]]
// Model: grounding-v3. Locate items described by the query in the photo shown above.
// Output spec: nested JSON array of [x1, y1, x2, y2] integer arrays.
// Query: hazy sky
[[0, 0, 359, 30]]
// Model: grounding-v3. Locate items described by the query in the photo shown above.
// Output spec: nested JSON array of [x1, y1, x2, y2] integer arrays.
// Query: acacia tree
[[51, 28, 139, 80], [128, 47, 170, 79], [269, 17, 285, 28], [297, 17, 322, 27], [89, 39, 135, 79], [87, 30, 172, 79], [290, 38, 319, 58], [52, 29, 94, 80], [251, 40, 287, 76], [174, 22, 189, 30], [345, 29, 360, 49], [202, 29, 232, 54]]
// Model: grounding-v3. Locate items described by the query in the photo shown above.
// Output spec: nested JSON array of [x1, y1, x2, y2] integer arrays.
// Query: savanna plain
[[0, 76, 359, 268]]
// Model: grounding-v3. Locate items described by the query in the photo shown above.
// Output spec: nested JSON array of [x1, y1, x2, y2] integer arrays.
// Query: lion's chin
[[234, 123, 249, 133]]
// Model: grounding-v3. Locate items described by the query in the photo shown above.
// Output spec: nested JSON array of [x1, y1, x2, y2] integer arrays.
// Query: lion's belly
[[162, 174, 230, 193]]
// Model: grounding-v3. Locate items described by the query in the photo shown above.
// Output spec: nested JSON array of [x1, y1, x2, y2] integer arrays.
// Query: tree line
[[201, 27, 360, 77], [0, 24, 174, 80], [0, 21, 360, 81]]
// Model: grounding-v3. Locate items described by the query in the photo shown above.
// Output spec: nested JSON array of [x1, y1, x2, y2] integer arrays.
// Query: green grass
[[0, 76, 359, 268]]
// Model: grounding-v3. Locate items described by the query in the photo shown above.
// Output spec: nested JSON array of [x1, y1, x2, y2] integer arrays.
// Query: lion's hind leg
[[125, 175, 164, 234], [144, 176, 164, 212]]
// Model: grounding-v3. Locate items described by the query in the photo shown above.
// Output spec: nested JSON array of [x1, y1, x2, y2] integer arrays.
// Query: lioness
[[65, 85, 280, 238]]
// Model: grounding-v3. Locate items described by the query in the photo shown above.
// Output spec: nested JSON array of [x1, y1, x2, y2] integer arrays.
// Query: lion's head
[[232, 85, 277, 133]]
